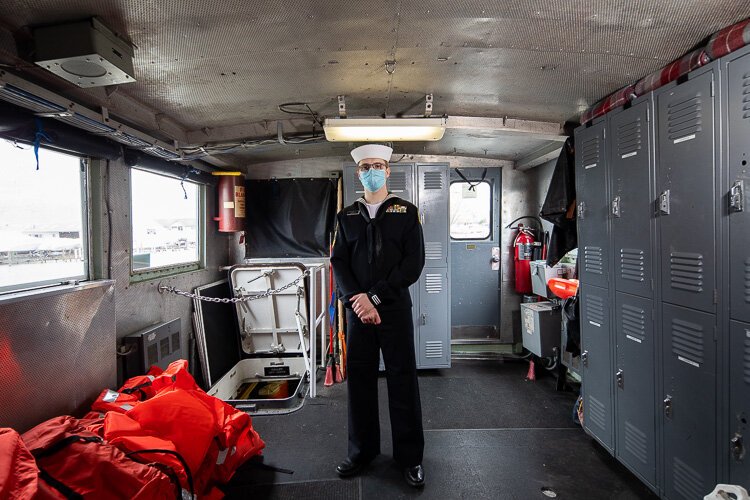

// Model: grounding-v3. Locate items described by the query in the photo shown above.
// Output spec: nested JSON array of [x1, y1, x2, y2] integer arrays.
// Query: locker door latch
[[663, 395, 673, 419], [659, 190, 671, 215], [420, 313, 427, 325], [616, 369, 624, 388], [578, 202, 586, 220], [731, 433, 746, 461], [730, 180, 744, 213], [581, 350, 589, 367], [611, 197, 621, 218]]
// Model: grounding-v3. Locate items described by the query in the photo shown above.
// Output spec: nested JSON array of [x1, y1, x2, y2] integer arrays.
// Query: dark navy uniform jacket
[[331, 195, 425, 311]]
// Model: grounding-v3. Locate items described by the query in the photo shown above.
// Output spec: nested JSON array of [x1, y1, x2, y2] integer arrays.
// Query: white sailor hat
[[350, 144, 393, 164]]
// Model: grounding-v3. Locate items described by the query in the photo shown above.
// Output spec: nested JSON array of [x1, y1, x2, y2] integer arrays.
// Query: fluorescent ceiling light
[[323, 117, 447, 142]]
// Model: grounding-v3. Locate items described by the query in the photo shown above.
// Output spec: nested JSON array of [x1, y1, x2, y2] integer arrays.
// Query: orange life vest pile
[[0, 360, 264, 499]]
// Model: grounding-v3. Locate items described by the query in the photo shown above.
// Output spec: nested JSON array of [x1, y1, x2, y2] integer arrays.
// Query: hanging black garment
[[540, 137, 577, 266]]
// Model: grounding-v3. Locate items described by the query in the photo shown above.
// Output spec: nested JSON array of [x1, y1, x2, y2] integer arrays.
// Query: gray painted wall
[[90, 158, 229, 378]]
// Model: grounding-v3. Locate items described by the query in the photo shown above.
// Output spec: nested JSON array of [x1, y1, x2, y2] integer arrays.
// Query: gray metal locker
[[343, 163, 415, 205], [576, 120, 610, 290], [417, 164, 451, 368], [729, 320, 750, 486], [614, 292, 657, 489], [418, 164, 449, 269], [725, 50, 750, 324], [609, 99, 655, 300], [580, 283, 614, 452], [656, 69, 717, 314], [662, 303, 717, 500], [419, 270, 450, 367], [342, 162, 450, 370]]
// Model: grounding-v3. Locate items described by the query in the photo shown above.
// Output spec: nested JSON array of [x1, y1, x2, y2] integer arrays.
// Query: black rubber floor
[[224, 360, 657, 500]]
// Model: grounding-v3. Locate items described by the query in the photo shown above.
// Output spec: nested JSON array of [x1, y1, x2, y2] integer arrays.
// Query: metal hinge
[[710, 79, 715, 97], [730, 180, 745, 213], [646, 107, 650, 122], [714, 289, 719, 305]]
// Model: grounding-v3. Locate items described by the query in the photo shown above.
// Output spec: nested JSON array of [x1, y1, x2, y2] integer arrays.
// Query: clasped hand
[[350, 293, 381, 325]]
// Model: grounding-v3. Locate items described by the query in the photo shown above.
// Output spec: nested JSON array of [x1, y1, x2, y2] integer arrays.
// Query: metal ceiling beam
[[514, 141, 564, 171], [446, 116, 566, 142]]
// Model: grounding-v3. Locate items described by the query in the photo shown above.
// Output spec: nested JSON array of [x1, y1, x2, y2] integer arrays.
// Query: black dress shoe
[[336, 458, 365, 477], [403, 464, 425, 487]]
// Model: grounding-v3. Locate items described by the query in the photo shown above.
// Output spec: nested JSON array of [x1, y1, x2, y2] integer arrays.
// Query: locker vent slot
[[172, 332, 180, 353], [147, 344, 158, 366], [587, 294, 605, 326], [742, 74, 750, 119], [617, 118, 642, 158], [425, 340, 443, 358], [581, 136, 600, 168], [423, 171, 443, 190], [425, 242, 443, 260], [584, 246, 604, 275], [671, 318, 704, 366], [621, 304, 646, 343], [624, 421, 648, 465], [389, 171, 407, 192], [620, 249, 645, 282], [744, 330, 750, 384], [667, 95, 702, 141], [673, 457, 705, 500], [669, 252, 704, 293], [745, 257, 750, 304], [425, 274, 443, 294], [587, 395, 607, 432]]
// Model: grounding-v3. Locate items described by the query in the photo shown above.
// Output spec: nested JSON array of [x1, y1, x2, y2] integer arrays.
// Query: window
[[450, 181, 491, 240], [0, 140, 88, 293], [130, 169, 203, 277]]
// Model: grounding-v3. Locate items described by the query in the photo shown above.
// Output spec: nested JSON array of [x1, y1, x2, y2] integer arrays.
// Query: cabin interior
[[0, 2, 749, 499]]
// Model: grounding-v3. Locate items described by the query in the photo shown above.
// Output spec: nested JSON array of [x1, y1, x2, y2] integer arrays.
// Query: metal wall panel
[[614, 291, 656, 488], [661, 303, 717, 500], [581, 283, 614, 452], [576, 121, 609, 290], [726, 52, 750, 324], [729, 320, 750, 485], [609, 100, 655, 299], [0, 281, 115, 433], [656, 71, 717, 314]]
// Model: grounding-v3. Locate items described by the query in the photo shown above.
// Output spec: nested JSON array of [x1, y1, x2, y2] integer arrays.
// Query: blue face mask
[[359, 168, 387, 192]]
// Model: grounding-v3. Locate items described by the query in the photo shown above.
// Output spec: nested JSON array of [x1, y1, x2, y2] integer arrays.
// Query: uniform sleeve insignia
[[385, 204, 407, 213]]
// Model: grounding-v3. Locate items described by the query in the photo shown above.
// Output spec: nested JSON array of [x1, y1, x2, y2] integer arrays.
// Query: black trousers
[[346, 307, 424, 467]]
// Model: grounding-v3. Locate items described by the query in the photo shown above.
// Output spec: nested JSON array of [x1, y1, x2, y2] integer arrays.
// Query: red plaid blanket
[[634, 48, 710, 96], [706, 18, 750, 59], [580, 85, 635, 125]]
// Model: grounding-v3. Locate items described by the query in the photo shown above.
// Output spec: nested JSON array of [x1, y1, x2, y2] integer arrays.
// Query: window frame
[[0, 143, 91, 295], [128, 168, 206, 283], [449, 179, 493, 241]]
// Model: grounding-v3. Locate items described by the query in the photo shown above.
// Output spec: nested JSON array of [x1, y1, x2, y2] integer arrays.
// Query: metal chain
[[157, 269, 311, 303]]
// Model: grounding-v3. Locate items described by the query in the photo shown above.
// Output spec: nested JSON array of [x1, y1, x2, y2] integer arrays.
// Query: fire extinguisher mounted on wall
[[507, 216, 544, 295], [212, 171, 246, 232]]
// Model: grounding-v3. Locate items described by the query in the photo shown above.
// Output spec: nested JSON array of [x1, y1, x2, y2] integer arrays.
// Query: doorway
[[449, 168, 502, 343]]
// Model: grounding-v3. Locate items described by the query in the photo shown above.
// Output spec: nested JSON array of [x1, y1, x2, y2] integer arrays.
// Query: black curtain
[[245, 178, 337, 258]]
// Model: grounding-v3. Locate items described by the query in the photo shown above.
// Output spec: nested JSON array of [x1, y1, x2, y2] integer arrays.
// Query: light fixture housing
[[323, 117, 447, 142]]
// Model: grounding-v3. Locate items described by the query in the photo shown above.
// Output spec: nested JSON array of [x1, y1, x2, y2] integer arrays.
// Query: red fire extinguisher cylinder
[[513, 224, 535, 294], [212, 172, 246, 232]]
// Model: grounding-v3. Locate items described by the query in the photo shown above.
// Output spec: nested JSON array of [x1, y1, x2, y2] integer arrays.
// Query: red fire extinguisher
[[514, 224, 536, 294], [212, 171, 245, 232]]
